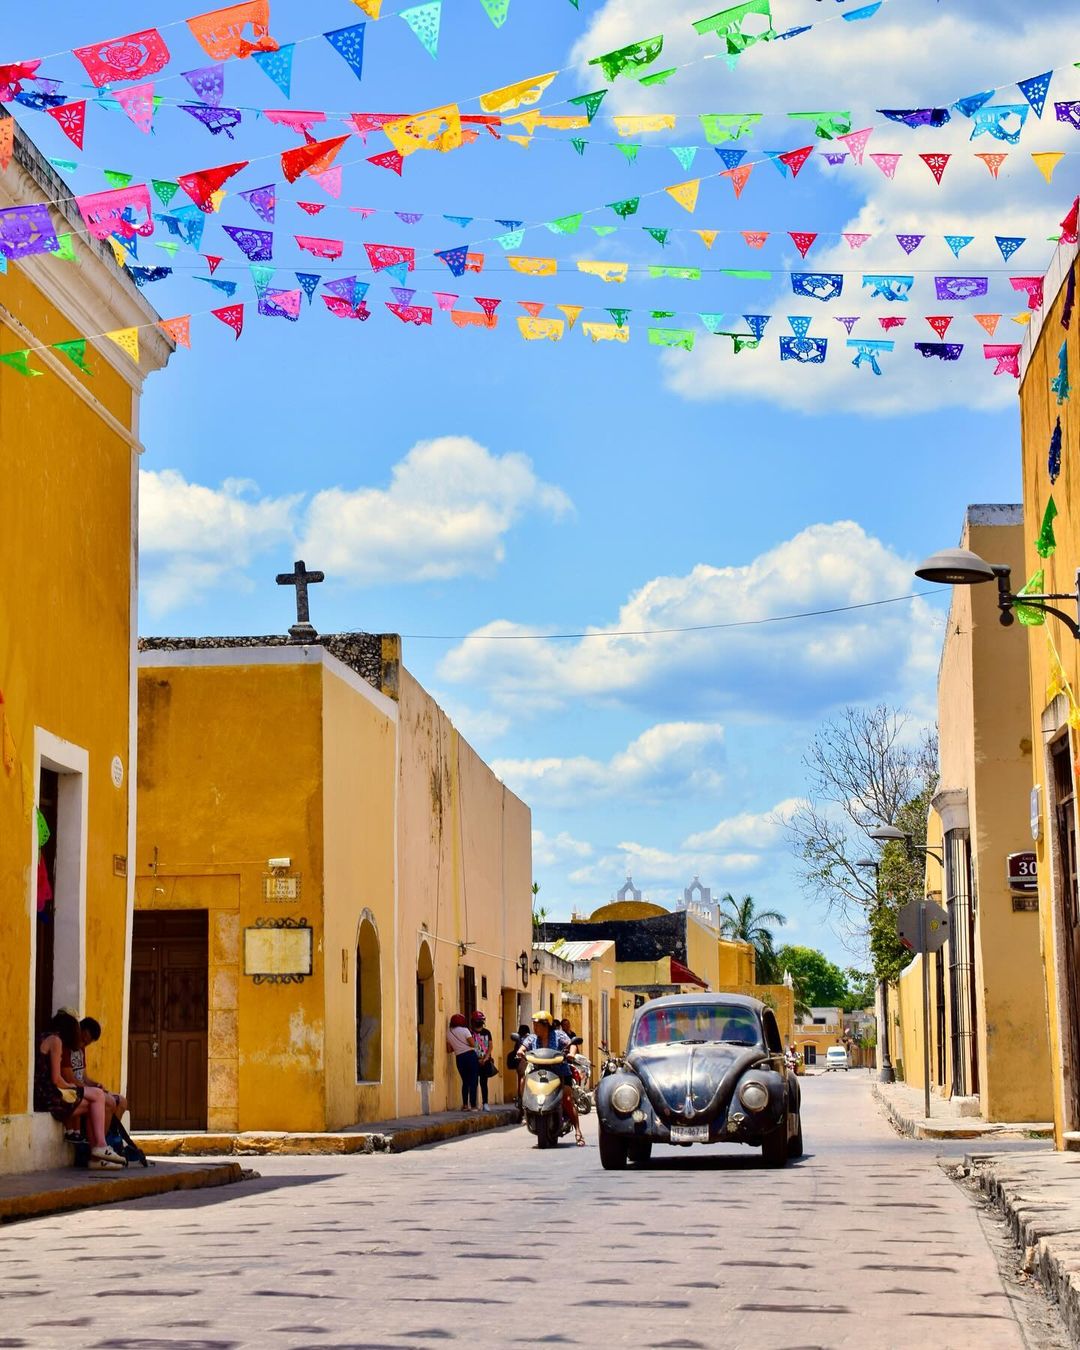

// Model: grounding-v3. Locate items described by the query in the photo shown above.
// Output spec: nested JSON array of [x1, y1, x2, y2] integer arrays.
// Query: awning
[[670, 958, 708, 988]]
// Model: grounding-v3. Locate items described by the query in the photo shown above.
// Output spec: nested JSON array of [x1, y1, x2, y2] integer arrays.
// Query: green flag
[[1036, 497, 1059, 558], [571, 138, 587, 156], [591, 225, 617, 236], [1014, 570, 1047, 626], [639, 67, 677, 87], [588, 35, 664, 82], [152, 179, 179, 208], [644, 227, 669, 247], [479, 0, 511, 26], [547, 213, 583, 235], [607, 308, 630, 327], [788, 110, 853, 140], [617, 143, 640, 164], [649, 265, 701, 280], [670, 146, 698, 170], [103, 169, 133, 189], [607, 197, 640, 218], [699, 112, 761, 143], [54, 339, 93, 375], [0, 349, 41, 377], [568, 90, 607, 122], [649, 327, 695, 351], [54, 234, 78, 263]]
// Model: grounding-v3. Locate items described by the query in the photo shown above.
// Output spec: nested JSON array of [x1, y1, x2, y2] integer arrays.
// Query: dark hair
[[517, 1024, 530, 1038], [48, 1011, 81, 1051], [80, 1017, 102, 1042]]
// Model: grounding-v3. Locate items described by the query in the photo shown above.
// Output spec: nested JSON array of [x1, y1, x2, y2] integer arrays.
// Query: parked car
[[595, 993, 803, 1170], [825, 1046, 850, 1072]]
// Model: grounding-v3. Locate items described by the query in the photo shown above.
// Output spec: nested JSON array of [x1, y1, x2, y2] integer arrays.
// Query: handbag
[[482, 1060, 499, 1079]]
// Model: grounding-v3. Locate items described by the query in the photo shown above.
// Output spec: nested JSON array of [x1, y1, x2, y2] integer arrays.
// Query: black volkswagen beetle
[[596, 992, 803, 1169]]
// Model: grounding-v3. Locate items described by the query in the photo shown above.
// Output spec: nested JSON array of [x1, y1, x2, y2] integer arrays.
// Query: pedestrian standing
[[471, 1011, 495, 1112], [446, 1013, 480, 1111]]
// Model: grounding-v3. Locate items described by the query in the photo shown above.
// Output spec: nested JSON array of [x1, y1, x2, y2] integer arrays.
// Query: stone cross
[[276, 559, 324, 640]]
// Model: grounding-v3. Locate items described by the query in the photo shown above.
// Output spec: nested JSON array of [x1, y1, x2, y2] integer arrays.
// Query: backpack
[[107, 1119, 151, 1168]]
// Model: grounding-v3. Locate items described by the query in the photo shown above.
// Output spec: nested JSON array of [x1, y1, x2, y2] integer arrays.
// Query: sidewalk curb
[[872, 1082, 1053, 1141], [0, 1162, 245, 1225], [133, 1107, 519, 1157], [965, 1152, 1080, 1345]]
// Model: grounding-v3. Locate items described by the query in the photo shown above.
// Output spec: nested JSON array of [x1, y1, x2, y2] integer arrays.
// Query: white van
[[825, 1046, 850, 1072]]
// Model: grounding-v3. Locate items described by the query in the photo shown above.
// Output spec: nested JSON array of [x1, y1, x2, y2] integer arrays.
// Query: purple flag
[[223, 225, 273, 261], [934, 275, 988, 301], [239, 184, 276, 224], [0, 203, 59, 260], [182, 66, 224, 106], [180, 105, 243, 138]]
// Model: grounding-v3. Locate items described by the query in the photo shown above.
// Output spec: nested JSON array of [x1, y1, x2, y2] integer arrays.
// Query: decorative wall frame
[[244, 916, 313, 984]]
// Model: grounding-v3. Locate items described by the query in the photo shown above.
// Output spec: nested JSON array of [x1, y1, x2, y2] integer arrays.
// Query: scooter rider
[[517, 1011, 585, 1146]]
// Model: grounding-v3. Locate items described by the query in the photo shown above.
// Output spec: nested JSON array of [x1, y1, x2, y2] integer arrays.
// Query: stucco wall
[[136, 661, 328, 1131], [0, 127, 171, 1168]]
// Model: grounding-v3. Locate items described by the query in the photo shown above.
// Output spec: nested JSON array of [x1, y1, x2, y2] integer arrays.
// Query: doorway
[[128, 910, 208, 1130], [416, 940, 435, 1083], [1052, 735, 1080, 1128], [33, 768, 59, 1037]]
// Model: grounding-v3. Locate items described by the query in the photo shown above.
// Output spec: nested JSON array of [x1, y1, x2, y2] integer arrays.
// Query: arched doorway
[[355, 912, 381, 1083], [416, 940, 435, 1082]]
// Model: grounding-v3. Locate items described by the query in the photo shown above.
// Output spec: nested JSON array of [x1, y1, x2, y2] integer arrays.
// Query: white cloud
[[440, 521, 941, 720], [568, 0, 1078, 414], [683, 797, 806, 850], [300, 436, 572, 585], [139, 470, 298, 618], [494, 721, 725, 804], [568, 841, 764, 888], [532, 829, 594, 867], [138, 437, 571, 617]]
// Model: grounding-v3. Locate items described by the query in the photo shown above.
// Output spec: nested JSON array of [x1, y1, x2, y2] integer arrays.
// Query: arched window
[[356, 915, 381, 1083], [416, 940, 435, 1082]]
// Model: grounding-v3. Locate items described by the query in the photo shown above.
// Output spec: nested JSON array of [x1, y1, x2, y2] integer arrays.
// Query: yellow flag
[[696, 229, 718, 249], [1032, 151, 1065, 184], [508, 256, 557, 276], [480, 71, 558, 113], [107, 236, 130, 268], [209, 189, 227, 212], [1047, 635, 1067, 701], [537, 114, 587, 130], [385, 105, 462, 157], [582, 321, 629, 344], [665, 179, 700, 213], [105, 328, 140, 364], [577, 260, 628, 283], [518, 316, 565, 341], [1011, 311, 1032, 325], [557, 304, 583, 329], [503, 111, 542, 133], [613, 114, 675, 136], [352, 0, 382, 14], [507, 135, 532, 148]]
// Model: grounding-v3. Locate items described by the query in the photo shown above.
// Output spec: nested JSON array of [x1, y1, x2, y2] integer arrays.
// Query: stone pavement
[[0, 1074, 1064, 1348], [133, 1105, 518, 1156], [0, 1158, 244, 1224], [965, 1148, 1080, 1345], [874, 1078, 1053, 1140]]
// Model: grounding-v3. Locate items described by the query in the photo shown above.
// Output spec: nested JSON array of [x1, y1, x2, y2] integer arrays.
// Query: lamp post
[[915, 548, 1080, 639], [856, 858, 895, 1083]]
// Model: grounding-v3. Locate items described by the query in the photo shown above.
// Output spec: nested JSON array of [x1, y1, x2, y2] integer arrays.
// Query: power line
[[399, 590, 943, 641]]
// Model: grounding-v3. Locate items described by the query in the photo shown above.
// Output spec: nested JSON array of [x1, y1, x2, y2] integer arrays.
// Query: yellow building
[[0, 125, 173, 1172], [535, 938, 618, 1066], [896, 507, 1052, 1123], [1014, 226, 1080, 1145], [794, 1007, 845, 1066], [135, 634, 532, 1132]]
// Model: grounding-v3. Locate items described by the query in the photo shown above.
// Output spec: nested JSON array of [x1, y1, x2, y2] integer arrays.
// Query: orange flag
[[0, 116, 12, 172], [188, 0, 278, 60], [158, 316, 192, 349]]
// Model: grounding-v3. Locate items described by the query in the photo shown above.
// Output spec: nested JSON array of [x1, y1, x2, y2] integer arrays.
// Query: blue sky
[[6, 0, 1078, 963]]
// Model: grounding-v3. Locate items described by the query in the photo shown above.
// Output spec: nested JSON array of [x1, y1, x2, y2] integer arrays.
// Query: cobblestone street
[[0, 1075, 1067, 1349]]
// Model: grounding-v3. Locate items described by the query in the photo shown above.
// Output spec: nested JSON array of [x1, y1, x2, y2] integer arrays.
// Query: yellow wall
[[896, 963, 926, 1091], [0, 132, 171, 1169], [1018, 244, 1080, 1143], [934, 512, 1053, 1121], [717, 939, 757, 989], [137, 660, 331, 1131], [394, 669, 533, 1116]]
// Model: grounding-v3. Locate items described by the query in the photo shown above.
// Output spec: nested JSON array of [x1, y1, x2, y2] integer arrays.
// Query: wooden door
[[128, 910, 208, 1130]]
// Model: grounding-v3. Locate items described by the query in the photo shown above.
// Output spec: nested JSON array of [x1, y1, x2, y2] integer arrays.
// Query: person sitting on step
[[34, 1011, 124, 1169]]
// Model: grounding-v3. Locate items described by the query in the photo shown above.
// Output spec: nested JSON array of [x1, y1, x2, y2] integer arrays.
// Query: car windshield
[[631, 1004, 762, 1049]]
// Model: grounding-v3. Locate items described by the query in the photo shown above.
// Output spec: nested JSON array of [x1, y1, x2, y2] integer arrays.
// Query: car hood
[[626, 1041, 767, 1123]]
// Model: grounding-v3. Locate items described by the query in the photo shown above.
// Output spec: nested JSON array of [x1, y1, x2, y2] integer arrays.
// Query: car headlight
[[611, 1081, 642, 1114], [738, 1080, 769, 1112]]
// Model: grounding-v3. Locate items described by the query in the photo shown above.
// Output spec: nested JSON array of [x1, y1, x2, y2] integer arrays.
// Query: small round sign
[[110, 755, 124, 789]]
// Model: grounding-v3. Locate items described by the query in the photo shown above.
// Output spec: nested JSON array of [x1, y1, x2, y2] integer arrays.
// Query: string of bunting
[[2, 199, 1076, 382]]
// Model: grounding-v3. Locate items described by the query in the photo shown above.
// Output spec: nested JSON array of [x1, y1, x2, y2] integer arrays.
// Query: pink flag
[[433, 291, 458, 311], [984, 343, 1021, 377], [73, 29, 170, 87], [76, 183, 154, 239], [842, 233, 871, 249], [114, 83, 155, 134], [869, 153, 901, 179], [295, 235, 344, 259], [838, 127, 872, 165]]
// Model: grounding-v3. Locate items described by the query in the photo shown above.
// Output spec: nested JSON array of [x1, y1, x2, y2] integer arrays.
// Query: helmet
[[470, 1010, 486, 1026], [531, 1010, 553, 1025]]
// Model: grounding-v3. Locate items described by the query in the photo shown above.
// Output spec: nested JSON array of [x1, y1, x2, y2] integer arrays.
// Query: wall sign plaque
[[244, 916, 313, 984], [1006, 851, 1038, 893]]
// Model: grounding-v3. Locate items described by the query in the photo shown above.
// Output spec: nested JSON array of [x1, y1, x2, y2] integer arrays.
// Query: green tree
[[842, 967, 876, 1012], [718, 892, 786, 983], [531, 881, 548, 938], [775, 944, 848, 1008]]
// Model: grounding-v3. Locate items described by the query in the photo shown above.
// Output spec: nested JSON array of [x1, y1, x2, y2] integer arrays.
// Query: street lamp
[[867, 824, 944, 867], [916, 548, 1080, 639], [856, 858, 896, 1084]]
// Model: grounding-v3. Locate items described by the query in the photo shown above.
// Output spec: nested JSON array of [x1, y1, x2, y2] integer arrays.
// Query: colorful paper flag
[[400, 2, 442, 58]]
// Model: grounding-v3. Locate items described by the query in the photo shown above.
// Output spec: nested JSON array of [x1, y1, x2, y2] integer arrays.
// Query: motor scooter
[[521, 1039, 581, 1148]]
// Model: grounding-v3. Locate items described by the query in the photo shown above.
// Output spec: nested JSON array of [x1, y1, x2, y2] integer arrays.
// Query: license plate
[[669, 1125, 709, 1143]]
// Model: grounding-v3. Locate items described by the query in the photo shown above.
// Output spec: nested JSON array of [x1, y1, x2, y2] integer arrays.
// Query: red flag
[[204, 254, 223, 274], [368, 150, 404, 175], [925, 315, 952, 338], [280, 135, 349, 183], [296, 201, 325, 215], [919, 152, 950, 185], [789, 231, 817, 259], [476, 297, 501, 318], [1061, 197, 1079, 246], [211, 304, 244, 338], [48, 101, 86, 149], [878, 316, 906, 331], [73, 29, 170, 87], [518, 301, 544, 317], [177, 161, 249, 210], [386, 303, 433, 325], [778, 145, 813, 178]]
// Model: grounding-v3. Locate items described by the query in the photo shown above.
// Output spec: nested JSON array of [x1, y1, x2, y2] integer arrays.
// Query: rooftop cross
[[276, 559, 324, 641]]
